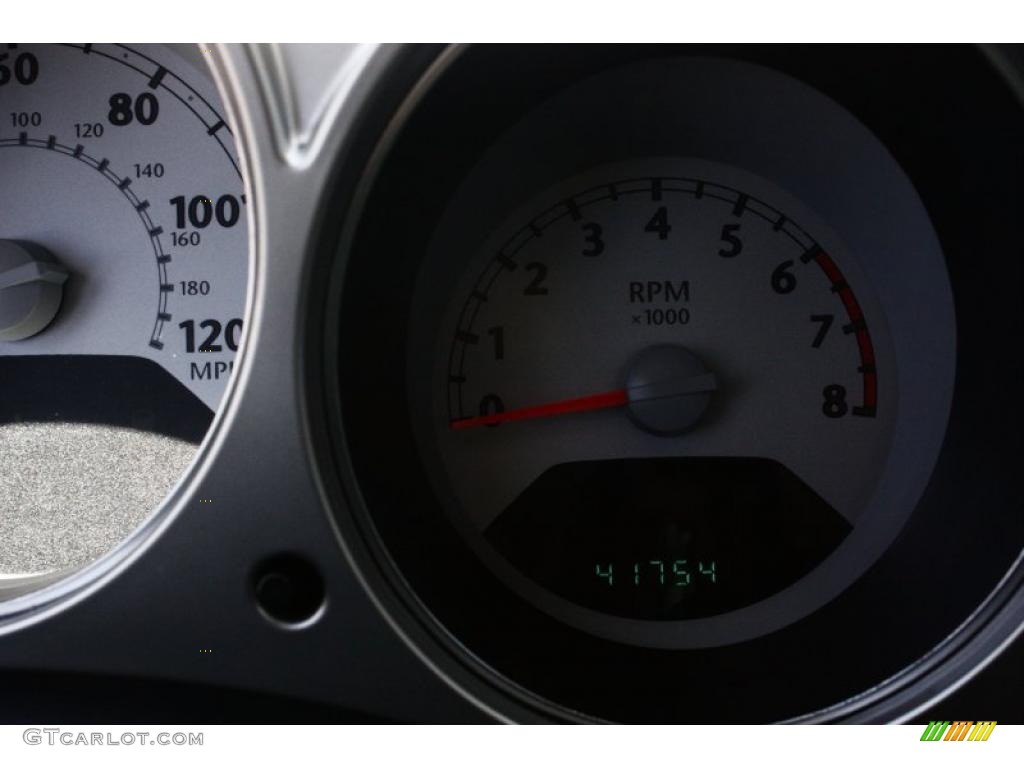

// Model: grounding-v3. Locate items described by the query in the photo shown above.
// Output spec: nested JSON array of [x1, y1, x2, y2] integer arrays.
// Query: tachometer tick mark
[[732, 194, 748, 216], [800, 245, 822, 264], [496, 253, 517, 271], [842, 318, 867, 335]]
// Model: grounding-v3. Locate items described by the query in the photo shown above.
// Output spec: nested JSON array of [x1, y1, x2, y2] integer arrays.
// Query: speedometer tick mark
[[148, 340, 164, 350], [148, 66, 167, 89], [135, 200, 150, 213], [157, 254, 171, 264], [118, 177, 132, 190], [46, 135, 56, 149], [149, 226, 163, 237], [97, 158, 109, 173], [18, 132, 27, 146], [159, 284, 174, 293], [207, 120, 226, 136], [73, 144, 84, 158]]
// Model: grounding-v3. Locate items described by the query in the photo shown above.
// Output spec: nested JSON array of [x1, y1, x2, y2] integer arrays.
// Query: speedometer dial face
[[0, 44, 247, 587]]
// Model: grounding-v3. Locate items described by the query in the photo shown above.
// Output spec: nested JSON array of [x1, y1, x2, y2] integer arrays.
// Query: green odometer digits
[[428, 159, 896, 625]]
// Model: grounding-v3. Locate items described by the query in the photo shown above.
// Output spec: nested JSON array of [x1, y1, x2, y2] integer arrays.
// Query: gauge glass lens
[[0, 43, 247, 590]]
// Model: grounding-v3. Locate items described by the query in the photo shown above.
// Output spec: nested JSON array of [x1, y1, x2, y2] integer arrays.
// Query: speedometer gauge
[[0, 44, 248, 592]]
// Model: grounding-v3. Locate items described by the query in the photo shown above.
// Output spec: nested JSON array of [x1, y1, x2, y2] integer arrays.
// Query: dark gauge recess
[[326, 45, 1024, 722]]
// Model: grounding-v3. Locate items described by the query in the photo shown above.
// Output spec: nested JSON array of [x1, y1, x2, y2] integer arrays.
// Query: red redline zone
[[812, 248, 877, 415]]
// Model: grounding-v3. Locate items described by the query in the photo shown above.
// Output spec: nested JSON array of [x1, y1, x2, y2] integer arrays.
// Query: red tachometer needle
[[450, 388, 628, 430]]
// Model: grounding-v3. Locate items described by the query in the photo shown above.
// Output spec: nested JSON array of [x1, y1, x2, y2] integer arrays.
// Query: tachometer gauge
[[331, 46, 1024, 722], [0, 44, 248, 594], [429, 159, 898, 640], [403, 60, 956, 648]]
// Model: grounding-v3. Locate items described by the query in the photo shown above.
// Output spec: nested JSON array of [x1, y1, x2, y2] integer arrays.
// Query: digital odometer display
[[487, 457, 850, 620]]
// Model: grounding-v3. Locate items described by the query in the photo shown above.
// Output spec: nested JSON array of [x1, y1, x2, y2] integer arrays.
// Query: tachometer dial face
[[440, 159, 893, 615], [413, 156, 949, 649], [0, 44, 248, 585]]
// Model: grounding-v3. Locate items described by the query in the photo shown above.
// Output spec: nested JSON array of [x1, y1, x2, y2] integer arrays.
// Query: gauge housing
[[322, 44, 1024, 722]]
